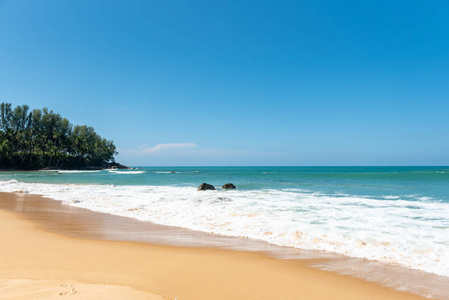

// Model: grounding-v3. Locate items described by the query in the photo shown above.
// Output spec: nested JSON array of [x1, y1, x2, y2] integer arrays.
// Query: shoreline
[[0, 192, 444, 299]]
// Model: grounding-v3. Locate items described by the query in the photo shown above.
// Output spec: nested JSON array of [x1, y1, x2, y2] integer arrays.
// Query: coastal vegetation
[[0, 102, 117, 170]]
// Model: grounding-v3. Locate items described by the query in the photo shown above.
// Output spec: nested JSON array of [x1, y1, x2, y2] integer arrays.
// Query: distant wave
[[108, 170, 146, 174], [154, 171, 199, 174], [382, 195, 400, 200]]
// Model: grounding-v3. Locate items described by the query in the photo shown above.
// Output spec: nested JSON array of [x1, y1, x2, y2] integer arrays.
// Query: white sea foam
[[154, 171, 199, 174], [1, 179, 448, 277], [107, 170, 146, 174], [383, 195, 400, 200]]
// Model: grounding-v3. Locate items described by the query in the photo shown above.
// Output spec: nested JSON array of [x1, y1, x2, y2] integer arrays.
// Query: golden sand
[[0, 192, 428, 300]]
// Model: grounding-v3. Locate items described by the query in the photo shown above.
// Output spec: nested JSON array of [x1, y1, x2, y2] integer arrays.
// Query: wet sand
[[0, 192, 441, 299]]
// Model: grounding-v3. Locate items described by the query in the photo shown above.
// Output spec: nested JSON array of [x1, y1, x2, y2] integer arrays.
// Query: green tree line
[[0, 102, 117, 170]]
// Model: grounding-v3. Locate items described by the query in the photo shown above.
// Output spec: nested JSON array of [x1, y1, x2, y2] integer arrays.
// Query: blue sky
[[0, 0, 448, 166]]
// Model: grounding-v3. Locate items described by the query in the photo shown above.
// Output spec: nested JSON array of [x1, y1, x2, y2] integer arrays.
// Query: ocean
[[1, 166, 448, 278]]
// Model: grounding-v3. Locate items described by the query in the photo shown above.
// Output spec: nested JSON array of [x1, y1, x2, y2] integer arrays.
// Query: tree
[[0, 102, 117, 170]]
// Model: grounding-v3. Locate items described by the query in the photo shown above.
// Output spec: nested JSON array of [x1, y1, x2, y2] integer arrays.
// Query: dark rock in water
[[104, 162, 131, 170], [171, 171, 176, 173], [222, 183, 236, 189], [198, 183, 216, 191]]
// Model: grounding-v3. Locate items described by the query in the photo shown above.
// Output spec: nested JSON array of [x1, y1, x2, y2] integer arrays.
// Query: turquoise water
[[2, 166, 449, 202], [1, 166, 449, 276]]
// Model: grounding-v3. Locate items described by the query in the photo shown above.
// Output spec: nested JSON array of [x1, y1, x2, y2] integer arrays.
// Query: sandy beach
[[2, 0, 447, 298], [0, 192, 434, 299]]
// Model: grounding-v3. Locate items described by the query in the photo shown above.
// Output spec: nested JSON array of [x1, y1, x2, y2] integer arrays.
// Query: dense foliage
[[0, 103, 117, 170]]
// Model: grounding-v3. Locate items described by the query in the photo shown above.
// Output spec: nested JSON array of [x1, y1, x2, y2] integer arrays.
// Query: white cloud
[[116, 143, 284, 166], [139, 143, 198, 155]]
